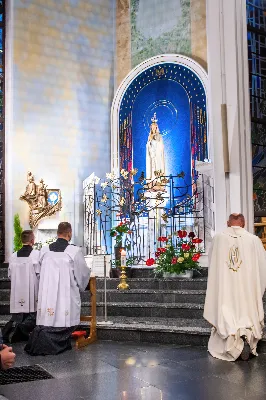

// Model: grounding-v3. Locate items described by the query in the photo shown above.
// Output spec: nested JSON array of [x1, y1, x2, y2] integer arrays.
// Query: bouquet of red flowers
[[146, 230, 203, 275]]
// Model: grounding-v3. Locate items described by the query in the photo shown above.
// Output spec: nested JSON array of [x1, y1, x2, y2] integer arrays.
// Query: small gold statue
[[20, 172, 62, 229]]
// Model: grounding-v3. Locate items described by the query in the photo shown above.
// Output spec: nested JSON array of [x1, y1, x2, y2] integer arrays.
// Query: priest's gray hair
[[57, 222, 72, 235], [21, 230, 34, 244]]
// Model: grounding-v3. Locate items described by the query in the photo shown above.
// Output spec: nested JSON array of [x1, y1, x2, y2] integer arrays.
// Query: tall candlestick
[[118, 249, 129, 290], [121, 249, 126, 267]]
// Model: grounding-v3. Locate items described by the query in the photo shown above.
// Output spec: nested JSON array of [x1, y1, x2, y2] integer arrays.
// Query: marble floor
[[1, 341, 266, 400]]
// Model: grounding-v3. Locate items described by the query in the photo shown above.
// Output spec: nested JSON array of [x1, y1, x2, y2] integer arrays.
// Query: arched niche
[[111, 54, 209, 183]]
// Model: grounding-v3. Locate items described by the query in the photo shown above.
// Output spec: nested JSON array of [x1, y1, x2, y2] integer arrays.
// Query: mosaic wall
[[116, 0, 207, 86], [8, 0, 115, 249], [131, 0, 191, 67]]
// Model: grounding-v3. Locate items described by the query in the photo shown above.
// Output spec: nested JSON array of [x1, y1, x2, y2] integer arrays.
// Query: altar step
[[0, 264, 266, 351]]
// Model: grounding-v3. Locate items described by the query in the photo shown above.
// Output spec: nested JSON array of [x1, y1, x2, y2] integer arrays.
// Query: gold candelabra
[[117, 250, 129, 290], [117, 265, 129, 290]]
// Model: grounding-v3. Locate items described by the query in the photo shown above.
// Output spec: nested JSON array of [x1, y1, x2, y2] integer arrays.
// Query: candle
[[121, 249, 126, 267]]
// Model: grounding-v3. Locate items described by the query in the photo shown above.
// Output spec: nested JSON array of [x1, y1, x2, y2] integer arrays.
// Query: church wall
[[116, 0, 207, 86], [5, 0, 115, 258]]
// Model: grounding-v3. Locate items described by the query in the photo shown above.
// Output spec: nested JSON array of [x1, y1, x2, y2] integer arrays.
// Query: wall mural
[[119, 62, 207, 199], [131, 0, 191, 67]]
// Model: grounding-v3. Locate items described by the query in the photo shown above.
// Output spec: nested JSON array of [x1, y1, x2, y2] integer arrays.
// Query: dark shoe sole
[[240, 340, 250, 361]]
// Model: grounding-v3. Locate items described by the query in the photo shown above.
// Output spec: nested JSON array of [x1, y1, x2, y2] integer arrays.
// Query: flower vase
[[163, 270, 194, 279]]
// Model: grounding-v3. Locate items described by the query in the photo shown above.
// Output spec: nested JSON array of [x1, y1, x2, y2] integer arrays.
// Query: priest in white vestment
[[2, 230, 40, 343], [25, 222, 91, 355], [204, 213, 266, 361]]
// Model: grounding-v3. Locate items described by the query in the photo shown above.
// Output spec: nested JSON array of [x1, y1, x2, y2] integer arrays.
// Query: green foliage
[[110, 223, 130, 247], [13, 214, 23, 252]]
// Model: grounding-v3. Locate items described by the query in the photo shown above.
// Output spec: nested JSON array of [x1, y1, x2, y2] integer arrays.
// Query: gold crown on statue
[[151, 113, 158, 124]]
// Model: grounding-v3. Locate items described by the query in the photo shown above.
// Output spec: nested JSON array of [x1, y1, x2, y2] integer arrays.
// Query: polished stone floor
[[1, 341, 266, 399]]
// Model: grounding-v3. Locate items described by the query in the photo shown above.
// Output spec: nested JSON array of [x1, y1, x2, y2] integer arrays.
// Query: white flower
[[101, 181, 108, 189], [121, 169, 129, 179], [131, 168, 138, 176], [101, 194, 108, 203], [106, 172, 116, 181], [94, 176, 100, 184], [120, 197, 125, 206]]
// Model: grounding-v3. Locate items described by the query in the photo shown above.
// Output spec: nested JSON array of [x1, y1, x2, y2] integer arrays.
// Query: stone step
[[95, 289, 206, 304], [0, 288, 207, 304], [96, 278, 208, 290], [80, 301, 205, 319], [0, 277, 208, 291], [0, 279, 10, 289]]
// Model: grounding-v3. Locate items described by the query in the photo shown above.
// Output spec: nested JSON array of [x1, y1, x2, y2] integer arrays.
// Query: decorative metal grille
[[84, 173, 214, 263]]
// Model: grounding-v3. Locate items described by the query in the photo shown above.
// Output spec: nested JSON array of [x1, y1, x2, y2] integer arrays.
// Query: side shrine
[[1, 0, 266, 350]]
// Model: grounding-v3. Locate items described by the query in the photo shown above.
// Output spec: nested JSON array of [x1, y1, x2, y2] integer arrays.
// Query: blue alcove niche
[[119, 63, 208, 197]]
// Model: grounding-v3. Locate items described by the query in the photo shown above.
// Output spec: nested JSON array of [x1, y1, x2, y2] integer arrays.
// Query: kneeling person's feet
[[240, 337, 250, 361]]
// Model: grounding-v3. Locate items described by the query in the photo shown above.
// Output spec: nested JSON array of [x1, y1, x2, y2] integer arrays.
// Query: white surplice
[[9, 250, 40, 314], [37, 245, 91, 328], [204, 227, 266, 361]]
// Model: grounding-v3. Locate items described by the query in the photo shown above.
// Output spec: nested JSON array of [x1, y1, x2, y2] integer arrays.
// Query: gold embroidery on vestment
[[227, 245, 242, 272], [47, 308, 55, 317]]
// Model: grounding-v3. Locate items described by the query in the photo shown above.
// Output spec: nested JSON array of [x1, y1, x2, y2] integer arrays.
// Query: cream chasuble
[[204, 226, 266, 361]]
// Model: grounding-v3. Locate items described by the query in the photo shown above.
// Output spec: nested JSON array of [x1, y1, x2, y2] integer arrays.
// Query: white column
[[206, 0, 253, 232], [5, 0, 14, 261]]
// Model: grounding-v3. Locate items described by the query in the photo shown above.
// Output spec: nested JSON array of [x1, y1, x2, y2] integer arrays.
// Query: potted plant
[[110, 221, 130, 259], [147, 231, 203, 278], [13, 214, 23, 252]]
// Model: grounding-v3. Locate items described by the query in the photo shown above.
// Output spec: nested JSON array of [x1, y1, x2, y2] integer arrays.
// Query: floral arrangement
[[110, 221, 132, 247], [146, 230, 203, 275]]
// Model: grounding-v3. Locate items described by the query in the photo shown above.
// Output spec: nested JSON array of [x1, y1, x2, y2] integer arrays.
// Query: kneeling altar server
[[3, 230, 40, 343], [25, 222, 91, 355], [204, 213, 266, 361]]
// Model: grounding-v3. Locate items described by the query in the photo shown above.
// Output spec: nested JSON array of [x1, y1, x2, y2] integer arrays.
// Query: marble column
[[190, 0, 207, 69], [116, 0, 131, 88], [206, 0, 253, 232]]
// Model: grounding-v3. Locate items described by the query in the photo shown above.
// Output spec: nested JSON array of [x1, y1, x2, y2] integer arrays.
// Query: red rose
[[188, 232, 195, 238], [160, 248, 167, 253], [171, 257, 178, 264], [182, 244, 190, 251], [155, 251, 161, 258], [178, 230, 187, 238], [158, 236, 168, 242], [192, 253, 201, 261], [192, 238, 203, 244], [146, 258, 155, 266]]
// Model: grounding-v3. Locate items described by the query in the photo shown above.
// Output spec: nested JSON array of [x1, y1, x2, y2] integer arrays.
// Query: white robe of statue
[[146, 117, 166, 181], [9, 250, 40, 314], [204, 227, 266, 361], [37, 245, 91, 327]]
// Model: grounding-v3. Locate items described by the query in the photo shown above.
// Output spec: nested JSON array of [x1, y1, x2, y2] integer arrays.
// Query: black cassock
[[3, 245, 38, 344], [25, 239, 89, 356]]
